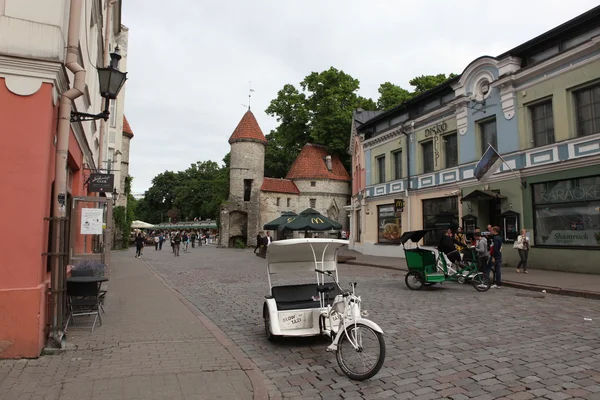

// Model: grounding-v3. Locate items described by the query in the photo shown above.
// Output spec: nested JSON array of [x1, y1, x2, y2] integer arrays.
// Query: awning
[[462, 190, 507, 202], [263, 211, 298, 230]]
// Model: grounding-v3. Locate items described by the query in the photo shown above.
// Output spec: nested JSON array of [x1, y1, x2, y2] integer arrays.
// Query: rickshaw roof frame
[[399, 229, 433, 248], [266, 238, 347, 290]]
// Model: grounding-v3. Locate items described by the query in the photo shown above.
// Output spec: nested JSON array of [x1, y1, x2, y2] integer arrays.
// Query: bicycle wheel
[[471, 272, 491, 292], [405, 271, 424, 290], [336, 323, 385, 381]]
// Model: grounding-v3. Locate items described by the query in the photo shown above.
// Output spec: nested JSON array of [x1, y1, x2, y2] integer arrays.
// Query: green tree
[[266, 67, 376, 174], [377, 82, 412, 110], [409, 73, 458, 95]]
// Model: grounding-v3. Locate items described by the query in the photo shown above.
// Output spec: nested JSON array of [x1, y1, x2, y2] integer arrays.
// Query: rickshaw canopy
[[267, 238, 348, 275], [399, 229, 432, 246]]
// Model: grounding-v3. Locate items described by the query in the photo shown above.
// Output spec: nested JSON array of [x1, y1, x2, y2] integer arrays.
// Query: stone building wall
[[259, 192, 300, 232], [294, 179, 351, 229], [117, 135, 131, 208]]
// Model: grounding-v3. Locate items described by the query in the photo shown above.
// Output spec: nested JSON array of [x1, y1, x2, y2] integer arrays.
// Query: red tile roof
[[261, 177, 300, 194], [286, 143, 350, 181], [228, 110, 267, 144], [122, 115, 134, 138]]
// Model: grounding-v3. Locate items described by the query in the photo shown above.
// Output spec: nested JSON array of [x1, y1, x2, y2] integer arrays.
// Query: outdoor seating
[[71, 269, 107, 313], [65, 280, 103, 331]]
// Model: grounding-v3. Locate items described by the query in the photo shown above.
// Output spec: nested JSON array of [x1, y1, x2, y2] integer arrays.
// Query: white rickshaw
[[263, 238, 385, 381]]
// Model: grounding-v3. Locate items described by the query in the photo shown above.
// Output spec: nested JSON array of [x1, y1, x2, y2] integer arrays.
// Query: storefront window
[[533, 175, 600, 248], [422, 197, 459, 245], [378, 205, 401, 244]]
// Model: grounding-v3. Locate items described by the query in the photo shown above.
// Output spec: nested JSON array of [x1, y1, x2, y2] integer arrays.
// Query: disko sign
[[88, 173, 114, 193]]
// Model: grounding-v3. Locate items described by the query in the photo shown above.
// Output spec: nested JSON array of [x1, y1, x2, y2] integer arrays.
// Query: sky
[[122, 0, 599, 195]]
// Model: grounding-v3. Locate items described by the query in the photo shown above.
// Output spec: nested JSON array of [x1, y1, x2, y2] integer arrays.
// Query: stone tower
[[219, 110, 266, 247]]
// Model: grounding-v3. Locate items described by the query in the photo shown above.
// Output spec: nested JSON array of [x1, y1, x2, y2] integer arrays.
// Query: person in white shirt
[[265, 231, 273, 246], [514, 229, 530, 273]]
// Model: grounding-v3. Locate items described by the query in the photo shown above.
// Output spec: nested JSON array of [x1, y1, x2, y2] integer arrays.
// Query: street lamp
[[112, 187, 120, 206], [71, 47, 128, 122]]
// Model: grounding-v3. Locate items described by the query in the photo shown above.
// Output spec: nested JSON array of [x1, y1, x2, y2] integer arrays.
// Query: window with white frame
[[422, 141, 434, 174], [530, 100, 555, 146], [376, 156, 386, 183]]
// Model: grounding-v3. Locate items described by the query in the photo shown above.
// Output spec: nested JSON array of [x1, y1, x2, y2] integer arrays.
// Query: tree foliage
[[135, 156, 229, 224], [377, 73, 457, 110], [265, 67, 377, 177]]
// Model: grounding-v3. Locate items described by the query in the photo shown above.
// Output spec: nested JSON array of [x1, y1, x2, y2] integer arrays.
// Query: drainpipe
[[50, 0, 85, 348]]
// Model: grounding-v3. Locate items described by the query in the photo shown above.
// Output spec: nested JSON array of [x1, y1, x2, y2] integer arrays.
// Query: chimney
[[325, 155, 333, 171]]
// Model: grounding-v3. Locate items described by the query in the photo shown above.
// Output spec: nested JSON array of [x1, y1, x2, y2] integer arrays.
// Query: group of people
[[133, 230, 215, 258], [438, 224, 530, 289]]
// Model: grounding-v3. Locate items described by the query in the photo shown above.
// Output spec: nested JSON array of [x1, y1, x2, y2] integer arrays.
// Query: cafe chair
[[71, 269, 107, 314], [65, 281, 103, 332]]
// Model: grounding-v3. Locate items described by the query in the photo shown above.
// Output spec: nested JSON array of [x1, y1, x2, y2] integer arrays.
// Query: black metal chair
[[71, 269, 107, 313], [65, 280, 103, 331]]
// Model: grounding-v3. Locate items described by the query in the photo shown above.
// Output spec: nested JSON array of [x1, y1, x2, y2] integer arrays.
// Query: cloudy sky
[[122, 0, 599, 195]]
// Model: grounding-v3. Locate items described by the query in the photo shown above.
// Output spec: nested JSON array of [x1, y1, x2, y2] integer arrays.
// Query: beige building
[[220, 110, 351, 247]]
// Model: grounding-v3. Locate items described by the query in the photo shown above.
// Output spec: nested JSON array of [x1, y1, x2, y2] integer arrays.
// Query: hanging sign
[[88, 173, 114, 193], [394, 199, 405, 216], [81, 208, 103, 235]]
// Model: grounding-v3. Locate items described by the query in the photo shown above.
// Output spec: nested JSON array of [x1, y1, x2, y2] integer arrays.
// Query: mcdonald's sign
[[394, 199, 404, 217], [287, 217, 296, 222], [311, 217, 324, 224]]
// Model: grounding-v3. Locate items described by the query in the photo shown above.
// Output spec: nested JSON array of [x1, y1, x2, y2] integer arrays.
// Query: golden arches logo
[[311, 218, 324, 224], [287, 217, 296, 222]]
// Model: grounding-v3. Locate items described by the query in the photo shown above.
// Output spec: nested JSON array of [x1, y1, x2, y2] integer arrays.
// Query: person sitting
[[438, 228, 464, 265]]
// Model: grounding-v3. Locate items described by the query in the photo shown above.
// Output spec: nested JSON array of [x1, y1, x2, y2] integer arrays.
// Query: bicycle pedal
[[326, 344, 337, 352]]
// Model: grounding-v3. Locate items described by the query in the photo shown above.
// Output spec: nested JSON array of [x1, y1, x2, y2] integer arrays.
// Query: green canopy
[[263, 211, 297, 230], [279, 208, 342, 231]]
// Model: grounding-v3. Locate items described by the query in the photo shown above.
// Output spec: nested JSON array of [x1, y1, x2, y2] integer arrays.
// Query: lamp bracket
[[71, 110, 110, 123]]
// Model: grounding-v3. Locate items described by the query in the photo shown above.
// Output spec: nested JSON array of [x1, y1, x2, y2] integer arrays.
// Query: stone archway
[[228, 211, 248, 247]]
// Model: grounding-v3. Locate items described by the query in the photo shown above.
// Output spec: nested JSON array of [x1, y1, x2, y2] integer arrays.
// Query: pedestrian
[[514, 229, 530, 273], [135, 232, 144, 258], [191, 232, 196, 248], [154, 234, 159, 250], [474, 232, 489, 273], [255, 232, 263, 254], [159, 233, 164, 250], [438, 228, 463, 265], [171, 232, 175, 253], [174, 232, 181, 256], [487, 226, 503, 288], [265, 231, 273, 246]]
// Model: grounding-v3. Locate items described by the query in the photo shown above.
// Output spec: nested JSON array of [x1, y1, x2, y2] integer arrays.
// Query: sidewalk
[[0, 251, 265, 400], [339, 248, 600, 300]]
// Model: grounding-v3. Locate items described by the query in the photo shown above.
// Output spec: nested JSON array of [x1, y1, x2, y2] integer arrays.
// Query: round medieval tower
[[220, 110, 266, 247]]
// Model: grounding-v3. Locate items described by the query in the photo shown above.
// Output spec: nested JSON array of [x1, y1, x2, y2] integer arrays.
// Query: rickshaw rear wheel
[[263, 304, 277, 342], [405, 271, 424, 290], [472, 273, 491, 292], [336, 323, 385, 381]]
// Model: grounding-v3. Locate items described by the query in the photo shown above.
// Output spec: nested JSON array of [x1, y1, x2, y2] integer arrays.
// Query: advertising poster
[[378, 205, 402, 244]]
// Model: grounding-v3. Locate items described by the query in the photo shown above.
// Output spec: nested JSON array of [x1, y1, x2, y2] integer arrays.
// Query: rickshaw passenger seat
[[317, 284, 335, 294]]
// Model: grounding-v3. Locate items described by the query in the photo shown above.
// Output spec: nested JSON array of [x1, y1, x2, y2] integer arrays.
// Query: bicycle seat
[[316, 284, 335, 294]]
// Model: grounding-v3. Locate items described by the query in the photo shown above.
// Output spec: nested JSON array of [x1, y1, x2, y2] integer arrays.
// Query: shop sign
[[540, 185, 600, 203], [88, 173, 114, 193], [538, 230, 600, 247], [394, 199, 404, 216], [424, 122, 448, 137]]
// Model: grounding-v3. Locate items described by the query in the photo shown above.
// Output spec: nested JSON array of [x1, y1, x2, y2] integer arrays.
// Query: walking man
[[254, 232, 263, 254], [487, 226, 503, 288]]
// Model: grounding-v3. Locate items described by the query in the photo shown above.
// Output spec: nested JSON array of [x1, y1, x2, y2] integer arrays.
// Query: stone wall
[[294, 179, 351, 229], [220, 140, 265, 248], [259, 192, 300, 233], [117, 135, 131, 208]]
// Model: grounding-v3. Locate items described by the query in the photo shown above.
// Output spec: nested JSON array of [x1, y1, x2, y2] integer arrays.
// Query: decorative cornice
[[0, 55, 69, 105], [363, 126, 404, 149]]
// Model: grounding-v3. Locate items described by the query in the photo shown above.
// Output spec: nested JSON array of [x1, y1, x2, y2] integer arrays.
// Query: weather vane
[[248, 81, 254, 110]]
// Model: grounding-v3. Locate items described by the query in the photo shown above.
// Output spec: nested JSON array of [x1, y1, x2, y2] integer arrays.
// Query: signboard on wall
[[394, 199, 404, 217], [88, 173, 114, 193], [81, 208, 103, 235]]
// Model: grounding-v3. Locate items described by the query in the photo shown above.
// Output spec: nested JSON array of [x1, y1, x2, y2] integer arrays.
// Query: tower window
[[311, 181, 316, 187], [244, 179, 252, 201], [276, 197, 280, 206], [287, 198, 291, 207], [310, 198, 316, 208]]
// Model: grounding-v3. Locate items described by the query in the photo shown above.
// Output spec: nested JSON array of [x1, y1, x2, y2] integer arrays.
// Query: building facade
[[220, 111, 351, 247], [0, 0, 130, 358], [349, 6, 600, 273]]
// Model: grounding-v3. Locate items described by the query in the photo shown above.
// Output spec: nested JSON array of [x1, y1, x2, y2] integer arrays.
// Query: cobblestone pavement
[[0, 250, 255, 400], [143, 245, 600, 400]]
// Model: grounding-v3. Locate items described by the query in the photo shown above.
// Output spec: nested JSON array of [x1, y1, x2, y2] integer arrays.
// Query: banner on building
[[474, 145, 502, 182], [88, 173, 114, 193], [81, 208, 103, 235]]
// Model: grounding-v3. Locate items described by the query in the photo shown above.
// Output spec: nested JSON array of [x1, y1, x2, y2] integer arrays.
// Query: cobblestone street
[[145, 245, 600, 400]]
